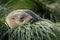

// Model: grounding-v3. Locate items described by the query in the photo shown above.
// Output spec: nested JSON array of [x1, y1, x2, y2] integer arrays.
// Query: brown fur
[[6, 10, 33, 29], [6, 10, 52, 29]]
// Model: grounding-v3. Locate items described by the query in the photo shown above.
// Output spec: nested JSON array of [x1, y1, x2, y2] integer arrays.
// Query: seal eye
[[20, 17, 25, 22]]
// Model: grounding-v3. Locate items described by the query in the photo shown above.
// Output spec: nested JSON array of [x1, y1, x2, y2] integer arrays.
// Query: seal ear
[[24, 10, 42, 22]]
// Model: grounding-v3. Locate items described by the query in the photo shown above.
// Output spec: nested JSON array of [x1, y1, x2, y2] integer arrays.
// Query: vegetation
[[0, 0, 60, 40], [0, 19, 60, 40]]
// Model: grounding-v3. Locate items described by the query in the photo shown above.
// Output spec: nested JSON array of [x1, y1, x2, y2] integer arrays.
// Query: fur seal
[[6, 9, 42, 29]]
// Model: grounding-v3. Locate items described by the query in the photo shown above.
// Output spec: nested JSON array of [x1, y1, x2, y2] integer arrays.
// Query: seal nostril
[[29, 18, 33, 22], [30, 18, 33, 20]]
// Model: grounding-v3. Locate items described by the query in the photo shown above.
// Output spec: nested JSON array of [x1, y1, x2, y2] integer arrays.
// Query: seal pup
[[6, 9, 42, 29]]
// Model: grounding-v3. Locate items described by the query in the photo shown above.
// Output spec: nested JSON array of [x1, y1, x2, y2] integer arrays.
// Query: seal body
[[6, 9, 41, 29]]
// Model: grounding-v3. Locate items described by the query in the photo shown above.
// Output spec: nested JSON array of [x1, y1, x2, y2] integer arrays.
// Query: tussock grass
[[0, 20, 59, 40]]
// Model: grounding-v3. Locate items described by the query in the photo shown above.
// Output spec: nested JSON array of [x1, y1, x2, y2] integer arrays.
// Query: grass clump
[[0, 20, 59, 40]]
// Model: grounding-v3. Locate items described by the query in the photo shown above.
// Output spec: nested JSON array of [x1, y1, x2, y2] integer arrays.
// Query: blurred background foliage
[[0, 0, 60, 40], [0, 0, 60, 23]]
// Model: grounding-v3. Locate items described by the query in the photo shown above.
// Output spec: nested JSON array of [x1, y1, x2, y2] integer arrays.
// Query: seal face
[[6, 9, 41, 29], [6, 10, 34, 29]]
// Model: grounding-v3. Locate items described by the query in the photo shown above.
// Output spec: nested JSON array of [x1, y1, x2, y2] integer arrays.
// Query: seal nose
[[30, 18, 33, 21], [29, 18, 33, 22]]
